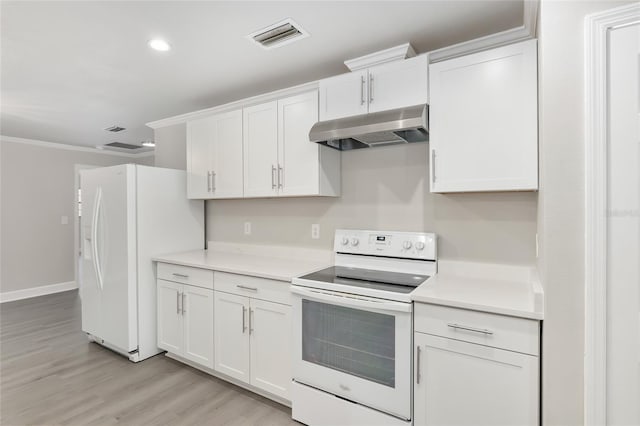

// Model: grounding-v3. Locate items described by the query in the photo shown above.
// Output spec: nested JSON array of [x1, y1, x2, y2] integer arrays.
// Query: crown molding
[[428, 0, 538, 63], [344, 43, 416, 71], [0, 135, 154, 158], [146, 81, 319, 129]]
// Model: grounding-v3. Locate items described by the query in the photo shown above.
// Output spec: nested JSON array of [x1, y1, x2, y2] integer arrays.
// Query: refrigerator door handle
[[91, 187, 104, 290]]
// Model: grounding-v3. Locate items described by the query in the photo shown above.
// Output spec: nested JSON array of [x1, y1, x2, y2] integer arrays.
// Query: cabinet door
[[243, 102, 279, 197], [429, 40, 538, 193], [249, 299, 292, 400], [157, 280, 183, 355], [277, 91, 320, 197], [186, 116, 214, 199], [414, 333, 539, 426], [319, 70, 368, 121], [214, 291, 250, 382], [182, 285, 214, 368], [211, 109, 243, 199], [367, 55, 429, 113]]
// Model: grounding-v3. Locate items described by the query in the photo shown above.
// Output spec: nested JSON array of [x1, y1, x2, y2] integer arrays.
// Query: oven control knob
[[403, 241, 412, 249], [350, 238, 359, 246], [341, 237, 349, 246], [415, 241, 425, 250]]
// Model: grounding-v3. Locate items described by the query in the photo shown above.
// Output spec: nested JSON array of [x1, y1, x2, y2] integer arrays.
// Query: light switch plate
[[61, 216, 69, 225], [244, 222, 251, 235]]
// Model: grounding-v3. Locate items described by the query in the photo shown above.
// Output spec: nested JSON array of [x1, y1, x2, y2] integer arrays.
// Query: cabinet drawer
[[157, 263, 213, 290], [214, 272, 291, 306], [414, 304, 539, 355]]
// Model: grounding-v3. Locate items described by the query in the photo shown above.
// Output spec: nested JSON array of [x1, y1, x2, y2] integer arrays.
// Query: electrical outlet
[[311, 224, 320, 239], [244, 222, 251, 235], [61, 216, 69, 225]]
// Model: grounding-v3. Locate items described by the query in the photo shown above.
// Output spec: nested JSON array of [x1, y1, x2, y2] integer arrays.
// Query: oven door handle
[[290, 285, 412, 313]]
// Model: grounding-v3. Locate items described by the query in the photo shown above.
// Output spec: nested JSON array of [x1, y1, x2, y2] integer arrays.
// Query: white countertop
[[152, 243, 332, 282], [412, 260, 544, 320]]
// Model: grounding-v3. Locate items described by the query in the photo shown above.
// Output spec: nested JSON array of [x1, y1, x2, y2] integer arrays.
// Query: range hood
[[309, 104, 429, 151]]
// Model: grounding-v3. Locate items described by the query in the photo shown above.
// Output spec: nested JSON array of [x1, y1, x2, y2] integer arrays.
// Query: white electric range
[[290, 229, 437, 426]]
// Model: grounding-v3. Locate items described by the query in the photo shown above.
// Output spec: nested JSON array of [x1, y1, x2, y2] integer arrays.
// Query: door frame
[[74, 164, 99, 295], [584, 4, 640, 425]]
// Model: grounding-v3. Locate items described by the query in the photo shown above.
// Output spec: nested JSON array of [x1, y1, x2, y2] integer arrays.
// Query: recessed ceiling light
[[148, 39, 171, 52], [142, 140, 156, 147]]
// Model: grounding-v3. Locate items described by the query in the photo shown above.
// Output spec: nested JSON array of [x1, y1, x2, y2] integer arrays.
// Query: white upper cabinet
[[429, 40, 538, 193], [319, 55, 428, 121], [319, 70, 368, 121], [244, 91, 340, 198], [186, 109, 243, 199], [243, 101, 279, 198], [367, 55, 429, 113]]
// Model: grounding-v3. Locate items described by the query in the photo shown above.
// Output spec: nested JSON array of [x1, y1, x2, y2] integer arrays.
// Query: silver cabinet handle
[[369, 75, 374, 103], [278, 165, 283, 189], [431, 149, 436, 183], [360, 75, 366, 105], [271, 165, 277, 189], [236, 285, 258, 292], [172, 273, 189, 279], [416, 345, 422, 384], [207, 171, 212, 192], [242, 306, 247, 333], [211, 171, 216, 192], [249, 308, 254, 335], [182, 293, 186, 315], [447, 323, 494, 335], [176, 291, 180, 314]]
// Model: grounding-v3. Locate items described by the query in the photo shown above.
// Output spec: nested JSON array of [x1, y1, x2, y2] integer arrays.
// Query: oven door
[[291, 285, 412, 420]]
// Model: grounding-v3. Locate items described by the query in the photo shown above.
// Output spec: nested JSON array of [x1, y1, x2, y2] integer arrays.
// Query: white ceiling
[[1, 1, 523, 149]]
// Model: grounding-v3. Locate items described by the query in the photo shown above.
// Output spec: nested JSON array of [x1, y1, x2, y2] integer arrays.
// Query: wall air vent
[[247, 18, 309, 50], [104, 125, 126, 132]]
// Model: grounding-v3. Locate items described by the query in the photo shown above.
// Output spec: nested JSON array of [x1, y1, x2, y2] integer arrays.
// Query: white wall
[[0, 138, 153, 294], [154, 123, 186, 170], [537, 1, 634, 424]]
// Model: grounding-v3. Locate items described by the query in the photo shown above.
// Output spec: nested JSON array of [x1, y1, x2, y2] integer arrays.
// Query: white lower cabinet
[[157, 279, 214, 369], [414, 304, 540, 426], [214, 288, 292, 400]]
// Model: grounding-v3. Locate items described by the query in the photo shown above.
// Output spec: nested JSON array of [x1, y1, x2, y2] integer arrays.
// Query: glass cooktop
[[298, 266, 430, 294]]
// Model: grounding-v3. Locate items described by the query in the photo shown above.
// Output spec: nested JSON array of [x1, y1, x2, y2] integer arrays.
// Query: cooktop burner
[[298, 266, 430, 294]]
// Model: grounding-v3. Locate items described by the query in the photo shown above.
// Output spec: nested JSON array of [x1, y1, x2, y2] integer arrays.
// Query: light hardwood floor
[[0, 290, 298, 425]]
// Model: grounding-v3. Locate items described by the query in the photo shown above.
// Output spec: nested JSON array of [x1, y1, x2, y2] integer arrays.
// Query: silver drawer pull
[[172, 273, 189, 279], [236, 285, 258, 292], [447, 323, 494, 335]]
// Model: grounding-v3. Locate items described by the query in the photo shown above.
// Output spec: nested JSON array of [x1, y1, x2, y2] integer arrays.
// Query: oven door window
[[302, 299, 395, 388]]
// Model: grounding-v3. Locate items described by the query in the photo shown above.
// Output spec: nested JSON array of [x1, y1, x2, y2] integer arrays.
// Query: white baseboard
[[0, 281, 78, 303]]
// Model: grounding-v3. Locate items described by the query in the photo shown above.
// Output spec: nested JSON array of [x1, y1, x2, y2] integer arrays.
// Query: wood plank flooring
[[0, 290, 298, 425]]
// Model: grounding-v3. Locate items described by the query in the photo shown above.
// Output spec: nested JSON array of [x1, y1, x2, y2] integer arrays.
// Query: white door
[[186, 116, 214, 199], [243, 101, 278, 197], [319, 70, 368, 121], [250, 299, 292, 399], [414, 333, 538, 426], [606, 22, 640, 426], [214, 291, 250, 382], [80, 165, 137, 352], [429, 40, 538, 192], [183, 285, 214, 368], [367, 55, 429, 113], [211, 109, 243, 199], [277, 91, 320, 197], [157, 280, 183, 354]]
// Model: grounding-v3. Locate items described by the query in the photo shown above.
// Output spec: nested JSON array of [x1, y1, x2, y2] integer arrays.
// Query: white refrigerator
[[80, 164, 204, 362]]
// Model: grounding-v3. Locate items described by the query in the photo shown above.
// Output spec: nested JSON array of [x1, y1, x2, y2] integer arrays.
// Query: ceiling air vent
[[104, 142, 142, 150], [104, 125, 126, 133], [248, 18, 309, 50]]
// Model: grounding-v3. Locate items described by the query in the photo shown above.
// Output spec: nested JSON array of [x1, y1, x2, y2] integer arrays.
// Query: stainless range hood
[[309, 104, 429, 151]]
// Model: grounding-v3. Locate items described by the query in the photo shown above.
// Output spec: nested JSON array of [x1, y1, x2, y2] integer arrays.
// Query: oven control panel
[[334, 229, 437, 260]]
